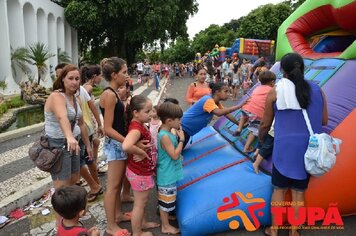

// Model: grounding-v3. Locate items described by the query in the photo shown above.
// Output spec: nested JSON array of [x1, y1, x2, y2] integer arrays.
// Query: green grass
[[5, 95, 25, 108], [0, 95, 25, 116]]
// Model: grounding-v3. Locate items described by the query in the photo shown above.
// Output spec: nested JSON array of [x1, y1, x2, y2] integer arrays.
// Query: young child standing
[[156, 102, 184, 235], [51, 185, 100, 236], [234, 71, 276, 153], [150, 105, 162, 160], [122, 95, 159, 236]]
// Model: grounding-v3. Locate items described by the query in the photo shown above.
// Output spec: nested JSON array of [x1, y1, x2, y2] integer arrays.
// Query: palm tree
[[10, 46, 31, 78], [57, 48, 71, 64], [26, 43, 54, 85]]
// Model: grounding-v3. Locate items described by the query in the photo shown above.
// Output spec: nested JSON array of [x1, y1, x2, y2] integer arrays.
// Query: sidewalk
[[1, 76, 355, 236]]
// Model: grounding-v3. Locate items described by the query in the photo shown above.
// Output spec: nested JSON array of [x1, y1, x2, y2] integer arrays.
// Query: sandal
[[106, 228, 131, 236], [87, 187, 103, 202]]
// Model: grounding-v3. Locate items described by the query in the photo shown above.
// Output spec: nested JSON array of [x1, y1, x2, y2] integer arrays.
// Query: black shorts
[[79, 135, 94, 167], [259, 134, 274, 158], [272, 165, 310, 192]]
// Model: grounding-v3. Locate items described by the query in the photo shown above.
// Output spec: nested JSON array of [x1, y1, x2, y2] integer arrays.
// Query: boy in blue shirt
[[156, 102, 184, 235]]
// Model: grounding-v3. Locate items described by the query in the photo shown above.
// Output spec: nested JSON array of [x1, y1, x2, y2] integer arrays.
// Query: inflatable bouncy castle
[[176, 0, 356, 235], [230, 38, 275, 57]]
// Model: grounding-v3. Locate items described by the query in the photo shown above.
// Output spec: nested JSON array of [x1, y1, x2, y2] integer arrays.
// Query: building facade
[[0, 0, 78, 94]]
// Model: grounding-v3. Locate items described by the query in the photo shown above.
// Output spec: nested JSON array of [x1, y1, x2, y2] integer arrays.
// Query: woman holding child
[[259, 53, 328, 236]]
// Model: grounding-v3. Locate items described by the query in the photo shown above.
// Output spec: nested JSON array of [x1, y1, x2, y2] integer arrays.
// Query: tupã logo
[[217, 192, 266, 231]]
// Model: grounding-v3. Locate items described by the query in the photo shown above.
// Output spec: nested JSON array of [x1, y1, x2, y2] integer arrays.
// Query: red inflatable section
[[286, 2, 356, 59], [305, 108, 356, 215], [243, 39, 273, 55]]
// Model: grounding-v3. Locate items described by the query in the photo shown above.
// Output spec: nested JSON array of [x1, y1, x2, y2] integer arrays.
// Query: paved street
[[0, 76, 355, 236]]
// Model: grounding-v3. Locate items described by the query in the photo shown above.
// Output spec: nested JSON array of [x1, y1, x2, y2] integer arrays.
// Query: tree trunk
[[37, 68, 41, 85]]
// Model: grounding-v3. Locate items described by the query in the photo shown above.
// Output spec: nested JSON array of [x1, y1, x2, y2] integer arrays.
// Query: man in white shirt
[[136, 61, 144, 75]]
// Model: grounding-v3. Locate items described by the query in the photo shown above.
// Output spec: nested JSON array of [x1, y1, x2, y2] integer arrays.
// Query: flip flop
[[87, 187, 103, 202], [105, 229, 131, 236], [114, 229, 131, 236]]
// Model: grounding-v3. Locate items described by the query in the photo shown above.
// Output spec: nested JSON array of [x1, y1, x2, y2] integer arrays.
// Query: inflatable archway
[[176, 0, 356, 235]]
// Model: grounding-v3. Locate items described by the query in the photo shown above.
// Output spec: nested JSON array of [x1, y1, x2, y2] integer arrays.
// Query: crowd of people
[[44, 52, 327, 236]]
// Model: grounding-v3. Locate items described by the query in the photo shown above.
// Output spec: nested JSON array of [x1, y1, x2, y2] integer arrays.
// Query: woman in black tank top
[[99, 57, 131, 236]]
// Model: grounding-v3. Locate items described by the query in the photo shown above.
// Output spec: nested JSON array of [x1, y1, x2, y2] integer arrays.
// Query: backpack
[[302, 110, 342, 177]]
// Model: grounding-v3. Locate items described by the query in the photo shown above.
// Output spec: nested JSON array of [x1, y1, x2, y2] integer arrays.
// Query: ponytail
[[280, 53, 310, 109]]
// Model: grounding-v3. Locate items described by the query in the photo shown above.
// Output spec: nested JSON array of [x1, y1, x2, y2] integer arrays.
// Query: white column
[[7, 0, 25, 49], [35, 9, 49, 86], [57, 17, 65, 52], [65, 21, 72, 60], [0, 0, 12, 79], [23, 2, 37, 81], [46, 13, 57, 87], [71, 29, 78, 65], [0, 0, 19, 94], [23, 2, 37, 46], [37, 9, 47, 45]]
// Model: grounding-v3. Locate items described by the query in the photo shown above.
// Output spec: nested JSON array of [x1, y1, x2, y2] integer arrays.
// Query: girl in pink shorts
[[122, 95, 159, 236]]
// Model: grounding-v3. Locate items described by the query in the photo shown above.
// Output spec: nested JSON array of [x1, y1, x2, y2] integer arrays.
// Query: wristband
[[179, 140, 185, 143]]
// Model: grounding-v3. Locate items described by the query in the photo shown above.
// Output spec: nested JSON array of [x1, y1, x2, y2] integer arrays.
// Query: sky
[[186, 0, 284, 39]]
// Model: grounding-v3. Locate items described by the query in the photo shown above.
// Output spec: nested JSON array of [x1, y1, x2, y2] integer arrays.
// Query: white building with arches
[[0, 0, 78, 94]]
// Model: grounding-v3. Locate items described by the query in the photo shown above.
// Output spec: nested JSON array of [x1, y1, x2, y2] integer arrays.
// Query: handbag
[[28, 136, 64, 173], [28, 94, 78, 173], [302, 109, 342, 177]]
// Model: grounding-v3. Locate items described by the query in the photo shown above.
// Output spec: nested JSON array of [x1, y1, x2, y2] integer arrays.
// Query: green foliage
[[0, 103, 7, 115], [57, 48, 72, 63], [0, 96, 25, 116], [192, 25, 237, 54], [26, 43, 54, 85], [283, 0, 306, 11], [0, 81, 7, 91], [134, 49, 146, 63], [92, 86, 103, 97], [238, 3, 292, 40], [11, 46, 31, 78], [161, 38, 195, 63], [63, 0, 198, 64], [190, 2, 292, 55], [147, 51, 161, 64], [5, 96, 25, 109]]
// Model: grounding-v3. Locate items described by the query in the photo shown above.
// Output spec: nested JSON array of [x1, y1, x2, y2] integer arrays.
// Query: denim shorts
[[79, 135, 94, 167], [103, 137, 127, 162], [48, 137, 80, 181]]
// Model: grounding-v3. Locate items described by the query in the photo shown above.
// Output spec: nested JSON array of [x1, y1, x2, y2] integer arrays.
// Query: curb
[[0, 122, 44, 143], [0, 176, 52, 216], [0, 79, 169, 216]]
